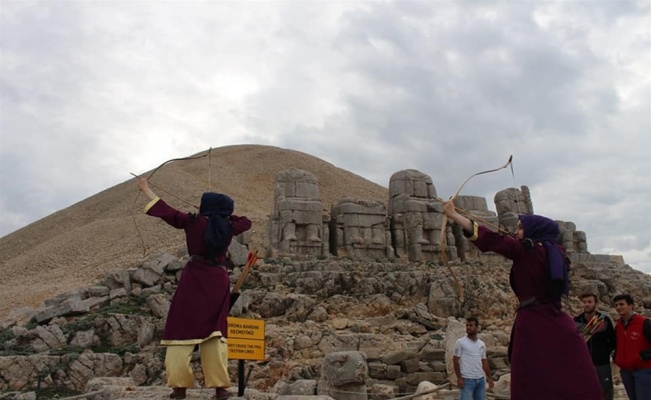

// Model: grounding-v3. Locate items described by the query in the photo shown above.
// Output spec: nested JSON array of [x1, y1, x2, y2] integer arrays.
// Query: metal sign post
[[227, 317, 266, 396]]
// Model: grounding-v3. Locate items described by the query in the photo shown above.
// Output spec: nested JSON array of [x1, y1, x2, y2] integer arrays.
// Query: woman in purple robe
[[443, 201, 601, 400], [138, 178, 251, 400]]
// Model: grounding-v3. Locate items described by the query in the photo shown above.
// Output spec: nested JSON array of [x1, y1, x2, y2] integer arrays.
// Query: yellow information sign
[[227, 317, 265, 360]]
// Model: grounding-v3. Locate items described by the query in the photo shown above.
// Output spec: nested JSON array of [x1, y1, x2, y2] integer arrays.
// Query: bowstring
[[510, 156, 522, 215]]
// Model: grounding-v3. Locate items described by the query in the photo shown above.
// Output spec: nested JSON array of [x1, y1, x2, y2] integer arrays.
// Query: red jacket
[[614, 313, 651, 371]]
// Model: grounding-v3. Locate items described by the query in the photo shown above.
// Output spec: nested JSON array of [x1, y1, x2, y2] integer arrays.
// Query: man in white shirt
[[453, 317, 494, 400]]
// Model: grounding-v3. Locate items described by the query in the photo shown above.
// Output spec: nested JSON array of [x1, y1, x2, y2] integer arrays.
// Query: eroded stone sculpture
[[388, 170, 455, 262], [494, 186, 534, 234], [268, 169, 328, 256], [330, 199, 392, 259], [451, 195, 498, 261], [557, 221, 588, 253]]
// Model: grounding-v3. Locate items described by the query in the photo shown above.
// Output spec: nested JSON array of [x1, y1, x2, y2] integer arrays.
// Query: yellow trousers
[[164, 336, 230, 388]]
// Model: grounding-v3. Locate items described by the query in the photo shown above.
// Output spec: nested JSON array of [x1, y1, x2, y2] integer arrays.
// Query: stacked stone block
[[451, 196, 498, 261], [330, 199, 392, 259], [268, 169, 329, 256], [388, 170, 453, 262], [493, 185, 534, 233], [558, 220, 588, 253]]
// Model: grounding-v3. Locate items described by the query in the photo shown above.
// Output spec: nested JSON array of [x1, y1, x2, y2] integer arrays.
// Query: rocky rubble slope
[[1, 245, 649, 399]]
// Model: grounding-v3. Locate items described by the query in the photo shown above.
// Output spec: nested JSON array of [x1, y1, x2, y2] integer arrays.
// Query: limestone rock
[[492, 373, 510, 397], [146, 294, 170, 319], [277, 379, 317, 396], [321, 351, 368, 386], [0, 355, 61, 391], [69, 353, 123, 391], [444, 319, 466, 385], [69, 329, 98, 348], [30, 325, 66, 352], [413, 381, 440, 400]]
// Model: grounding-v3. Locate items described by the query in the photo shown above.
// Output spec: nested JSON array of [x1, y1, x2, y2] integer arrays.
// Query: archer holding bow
[[137, 178, 251, 400], [442, 200, 602, 400]]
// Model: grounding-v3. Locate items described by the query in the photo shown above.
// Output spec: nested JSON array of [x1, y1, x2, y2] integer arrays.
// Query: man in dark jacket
[[574, 293, 616, 400], [612, 293, 651, 400]]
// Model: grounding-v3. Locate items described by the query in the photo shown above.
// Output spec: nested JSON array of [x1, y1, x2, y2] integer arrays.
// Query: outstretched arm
[[443, 201, 473, 233], [231, 215, 252, 235], [137, 178, 158, 201]]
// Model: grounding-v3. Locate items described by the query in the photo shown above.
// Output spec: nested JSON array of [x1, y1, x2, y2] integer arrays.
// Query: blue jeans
[[620, 369, 651, 400], [459, 377, 486, 400]]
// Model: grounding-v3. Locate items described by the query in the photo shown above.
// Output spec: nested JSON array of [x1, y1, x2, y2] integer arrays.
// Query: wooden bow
[[131, 150, 211, 256], [439, 155, 513, 303]]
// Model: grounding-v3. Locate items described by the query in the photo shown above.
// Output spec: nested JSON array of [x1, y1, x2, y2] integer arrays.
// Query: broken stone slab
[[0, 355, 62, 391], [419, 348, 446, 362], [277, 379, 318, 396], [386, 365, 402, 380], [279, 397, 335, 400], [367, 362, 387, 379], [1, 306, 37, 329], [163, 258, 185, 273], [404, 371, 445, 385], [69, 329, 98, 348], [85, 377, 137, 400], [146, 293, 170, 319], [400, 358, 420, 374], [356, 336, 386, 360], [444, 319, 466, 385], [30, 325, 67, 352], [69, 353, 123, 391], [321, 351, 368, 386], [103, 314, 154, 347], [149, 253, 178, 272], [12, 392, 36, 400], [381, 351, 409, 366], [34, 297, 90, 324], [413, 381, 446, 400], [82, 296, 110, 310], [228, 239, 250, 267], [131, 267, 162, 287], [317, 381, 367, 400], [110, 288, 128, 301], [141, 285, 162, 296], [369, 384, 395, 400], [89, 286, 110, 297], [104, 269, 134, 292], [43, 291, 83, 307]]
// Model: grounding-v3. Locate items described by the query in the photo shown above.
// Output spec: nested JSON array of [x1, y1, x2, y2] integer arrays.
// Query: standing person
[[612, 293, 651, 400], [573, 293, 616, 400], [442, 201, 602, 400], [453, 317, 494, 400], [137, 178, 252, 400]]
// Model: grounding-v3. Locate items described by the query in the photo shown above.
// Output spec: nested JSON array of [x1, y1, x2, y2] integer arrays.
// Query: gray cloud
[[1, 1, 649, 272]]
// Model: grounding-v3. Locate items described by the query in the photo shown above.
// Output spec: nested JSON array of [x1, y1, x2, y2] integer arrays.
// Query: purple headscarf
[[200, 192, 234, 261], [519, 214, 569, 299]]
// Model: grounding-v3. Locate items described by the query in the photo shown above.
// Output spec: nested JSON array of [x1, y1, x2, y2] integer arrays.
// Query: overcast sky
[[1, 1, 649, 273]]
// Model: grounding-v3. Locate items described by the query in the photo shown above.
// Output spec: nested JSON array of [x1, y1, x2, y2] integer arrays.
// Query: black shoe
[[215, 388, 233, 400], [170, 388, 187, 399]]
